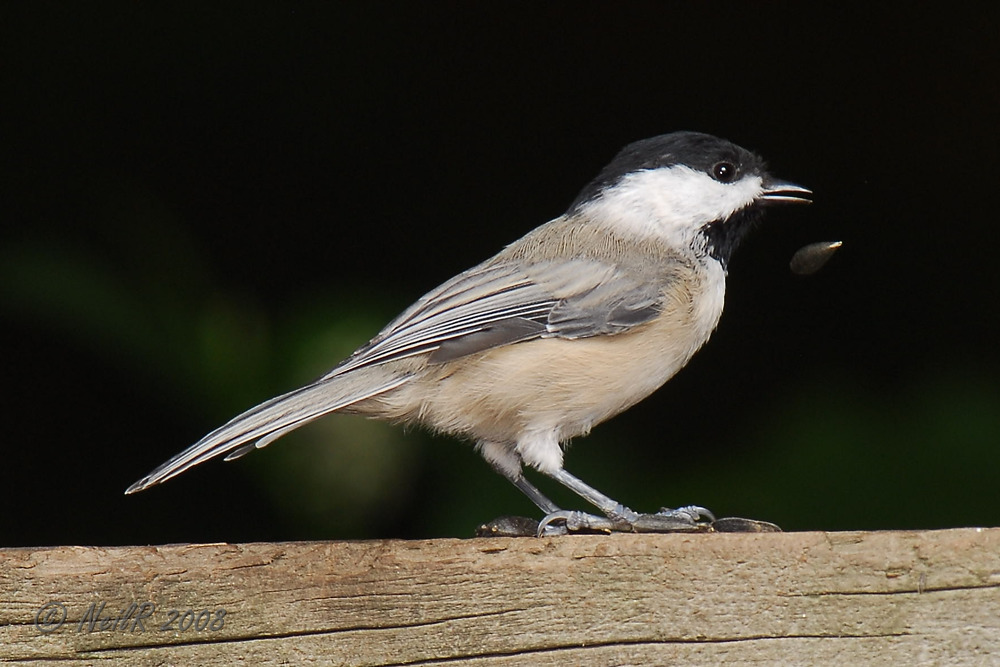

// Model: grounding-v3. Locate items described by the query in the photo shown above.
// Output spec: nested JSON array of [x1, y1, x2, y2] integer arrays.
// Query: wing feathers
[[124, 373, 409, 494], [325, 256, 660, 376]]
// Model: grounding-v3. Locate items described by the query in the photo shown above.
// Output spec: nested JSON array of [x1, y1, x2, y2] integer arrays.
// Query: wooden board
[[2, 528, 999, 665]]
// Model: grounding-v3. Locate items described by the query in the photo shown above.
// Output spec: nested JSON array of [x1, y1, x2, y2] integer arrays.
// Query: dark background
[[3, 4, 998, 546]]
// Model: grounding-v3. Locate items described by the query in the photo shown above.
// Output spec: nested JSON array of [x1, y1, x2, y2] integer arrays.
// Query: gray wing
[[544, 275, 663, 339], [325, 257, 665, 374], [127, 255, 666, 493]]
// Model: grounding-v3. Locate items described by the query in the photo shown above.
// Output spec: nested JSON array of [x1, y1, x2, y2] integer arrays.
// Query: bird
[[126, 131, 812, 535]]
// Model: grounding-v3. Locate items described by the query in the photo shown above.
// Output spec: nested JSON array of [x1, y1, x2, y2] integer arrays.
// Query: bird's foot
[[534, 510, 630, 536], [476, 506, 779, 538], [476, 506, 781, 537], [653, 504, 716, 526], [535, 504, 715, 537]]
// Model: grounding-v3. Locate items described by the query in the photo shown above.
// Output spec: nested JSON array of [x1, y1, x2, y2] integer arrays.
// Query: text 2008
[[160, 608, 227, 632]]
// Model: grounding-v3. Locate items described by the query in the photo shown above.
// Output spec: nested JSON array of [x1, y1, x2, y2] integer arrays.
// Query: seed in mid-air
[[790, 241, 842, 275]]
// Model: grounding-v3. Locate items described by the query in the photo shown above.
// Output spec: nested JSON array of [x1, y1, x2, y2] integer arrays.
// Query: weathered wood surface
[[2, 528, 999, 665]]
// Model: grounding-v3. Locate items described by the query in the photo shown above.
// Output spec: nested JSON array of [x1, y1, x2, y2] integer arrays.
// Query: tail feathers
[[125, 372, 410, 494]]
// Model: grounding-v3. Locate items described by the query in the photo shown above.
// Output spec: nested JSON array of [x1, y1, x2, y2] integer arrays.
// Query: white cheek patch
[[583, 166, 764, 247]]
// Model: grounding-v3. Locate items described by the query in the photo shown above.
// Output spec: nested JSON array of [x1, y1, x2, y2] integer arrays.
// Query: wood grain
[[2, 528, 999, 665]]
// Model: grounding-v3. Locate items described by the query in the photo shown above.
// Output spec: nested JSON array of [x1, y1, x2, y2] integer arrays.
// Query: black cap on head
[[569, 131, 767, 212]]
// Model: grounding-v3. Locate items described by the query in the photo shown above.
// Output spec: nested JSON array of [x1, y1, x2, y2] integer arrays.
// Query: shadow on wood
[[2, 528, 999, 665]]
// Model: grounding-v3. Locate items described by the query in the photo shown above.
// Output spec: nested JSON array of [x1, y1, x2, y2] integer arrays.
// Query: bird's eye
[[711, 161, 738, 183]]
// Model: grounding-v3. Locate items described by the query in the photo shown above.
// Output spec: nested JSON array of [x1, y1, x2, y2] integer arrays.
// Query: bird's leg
[[547, 468, 639, 525], [479, 440, 563, 515], [537, 468, 714, 536], [494, 474, 571, 537], [509, 475, 561, 514], [476, 444, 570, 536]]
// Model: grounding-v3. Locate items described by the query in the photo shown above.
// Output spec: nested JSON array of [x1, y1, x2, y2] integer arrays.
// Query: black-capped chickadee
[[127, 131, 811, 535]]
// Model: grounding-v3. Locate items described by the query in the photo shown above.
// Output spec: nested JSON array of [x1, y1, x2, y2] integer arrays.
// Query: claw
[[537, 521, 569, 537], [632, 510, 711, 533], [537, 510, 621, 536], [537, 505, 715, 536], [484, 506, 772, 538], [657, 505, 716, 523]]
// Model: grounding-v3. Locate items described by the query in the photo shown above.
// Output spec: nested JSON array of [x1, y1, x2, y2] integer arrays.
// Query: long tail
[[125, 370, 411, 494]]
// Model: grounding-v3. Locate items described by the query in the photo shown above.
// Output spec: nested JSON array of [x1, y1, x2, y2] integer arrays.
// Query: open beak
[[759, 179, 812, 205]]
